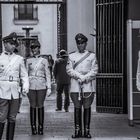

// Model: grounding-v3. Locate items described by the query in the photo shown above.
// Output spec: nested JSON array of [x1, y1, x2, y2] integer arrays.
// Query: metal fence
[[57, 1, 67, 54], [96, 0, 125, 113], [0, 0, 64, 4]]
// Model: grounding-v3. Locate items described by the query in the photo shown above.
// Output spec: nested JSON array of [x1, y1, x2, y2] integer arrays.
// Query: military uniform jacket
[[66, 50, 98, 93], [0, 52, 29, 100], [26, 56, 51, 90]]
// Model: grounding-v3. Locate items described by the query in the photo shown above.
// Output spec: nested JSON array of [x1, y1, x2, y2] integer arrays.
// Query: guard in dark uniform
[[53, 50, 70, 112], [26, 40, 51, 135], [66, 33, 98, 138], [0, 32, 29, 140]]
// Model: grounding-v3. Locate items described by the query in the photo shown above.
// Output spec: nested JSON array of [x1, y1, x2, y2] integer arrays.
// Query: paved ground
[[1, 84, 140, 140]]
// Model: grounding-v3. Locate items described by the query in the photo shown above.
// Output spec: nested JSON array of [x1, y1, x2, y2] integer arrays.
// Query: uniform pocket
[[0, 64, 4, 73]]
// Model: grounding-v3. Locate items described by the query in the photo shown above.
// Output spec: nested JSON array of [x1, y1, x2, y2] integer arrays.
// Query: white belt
[[0, 76, 19, 82], [29, 75, 45, 79]]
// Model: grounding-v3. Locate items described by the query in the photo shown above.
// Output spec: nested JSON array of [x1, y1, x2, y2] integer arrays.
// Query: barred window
[[18, 4, 33, 20]]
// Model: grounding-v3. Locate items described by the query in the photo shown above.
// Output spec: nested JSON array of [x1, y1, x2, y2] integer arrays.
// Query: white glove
[[78, 75, 86, 84], [22, 88, 28, 97], [47, 88, 51, 97]]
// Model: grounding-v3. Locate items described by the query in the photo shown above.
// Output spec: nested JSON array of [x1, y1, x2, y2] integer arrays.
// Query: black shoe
[[84, 129, 92, 138], [65, 109, 69, 112], [55, 108, 62, 111], [31, 125, 37, 135], [137, 137, 140, 139], [72, 128, 82, 138], [38, 125, 43, 135]]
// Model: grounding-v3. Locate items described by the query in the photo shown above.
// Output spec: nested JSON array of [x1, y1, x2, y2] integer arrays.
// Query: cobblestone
[[1, 92, 140, 140]]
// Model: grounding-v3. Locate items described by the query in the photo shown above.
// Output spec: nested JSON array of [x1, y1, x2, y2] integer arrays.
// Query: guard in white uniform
[[66, 33, 98, 138], [26, 40, 51, 135], [0, 32, 29, 140]]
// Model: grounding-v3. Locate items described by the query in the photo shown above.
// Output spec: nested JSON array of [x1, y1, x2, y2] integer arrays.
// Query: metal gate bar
[[57, 1, 67, 53], [0, 4, 1, 52], [0, 0, 65, 4], [96, 0, 124, 113]]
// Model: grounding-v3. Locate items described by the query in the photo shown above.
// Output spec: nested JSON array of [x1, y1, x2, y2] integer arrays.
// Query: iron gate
[[96, 0, 127, 113]]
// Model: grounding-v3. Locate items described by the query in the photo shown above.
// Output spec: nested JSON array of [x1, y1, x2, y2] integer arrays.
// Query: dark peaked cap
[[2, 32, 19, 47], [3, 32, 17, 42], [75, 33, 88, 44]]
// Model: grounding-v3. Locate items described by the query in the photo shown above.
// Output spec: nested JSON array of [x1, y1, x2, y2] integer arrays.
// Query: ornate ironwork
[[21, 26, 36, 57], [96, 0, 126, 113], [57, 1, 67, 55]]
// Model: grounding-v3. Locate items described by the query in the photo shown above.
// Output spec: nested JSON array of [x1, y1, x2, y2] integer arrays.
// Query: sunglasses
[[9, 42, 16, 45], [77, 42, 85, 45], [4, 41, 15, 45]]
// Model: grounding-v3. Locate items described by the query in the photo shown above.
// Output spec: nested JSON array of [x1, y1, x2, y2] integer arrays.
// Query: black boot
[[30, 107, 37, 135], [0, 122, 5, 140], [84, 107, 92, 138], [72, 108, 82, 138], [38, 107, 44, 135], [6, 122, 15, 140]]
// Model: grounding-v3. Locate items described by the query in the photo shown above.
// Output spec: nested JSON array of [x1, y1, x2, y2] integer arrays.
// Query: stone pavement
[[1, 89, 140, 140]]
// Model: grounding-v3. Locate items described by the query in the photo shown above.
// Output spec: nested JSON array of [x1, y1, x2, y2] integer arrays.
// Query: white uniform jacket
[[0, 52, 29, 99], [66, 50, 98, 93], [26, 56, 51, 90]]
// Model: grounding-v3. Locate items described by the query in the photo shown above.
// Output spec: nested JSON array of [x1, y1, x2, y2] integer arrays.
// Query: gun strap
[[73, 52, 90, 69], [34, 58, 43, 73]]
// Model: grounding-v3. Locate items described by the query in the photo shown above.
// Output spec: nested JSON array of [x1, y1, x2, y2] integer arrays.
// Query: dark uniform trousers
[[56, 83, 70, 110], [27, 89, 46, 135], [27, 89, 46, 108], [0, 98, 20, 140], [0, 98, 20, 123], [70, 92, 94, 109], [70, 92, 94, 138]]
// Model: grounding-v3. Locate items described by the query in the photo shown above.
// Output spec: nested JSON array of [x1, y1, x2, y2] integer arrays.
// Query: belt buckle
[[9, 76, 13, 82]]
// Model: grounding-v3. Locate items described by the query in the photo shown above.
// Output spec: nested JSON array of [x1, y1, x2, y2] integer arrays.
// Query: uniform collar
[[77, 50, 88, 54], [4, 51, 13, 55], [33, 55, 41, 58]]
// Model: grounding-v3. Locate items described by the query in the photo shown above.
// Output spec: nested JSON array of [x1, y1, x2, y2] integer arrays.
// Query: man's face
[[31, 47, 40, 55], [4, 42, 16, 53], [77, 42, 87, 53]]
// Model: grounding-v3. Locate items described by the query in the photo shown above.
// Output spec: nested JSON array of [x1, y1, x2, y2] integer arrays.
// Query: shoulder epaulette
[[88, 51, 95, 54], [39, 55, 48, 60], [69, 51, 76, 54]]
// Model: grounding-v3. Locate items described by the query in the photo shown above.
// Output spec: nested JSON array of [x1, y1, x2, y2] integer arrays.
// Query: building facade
[[2, 0, 140, 122], [0, 0, 96, 59]]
